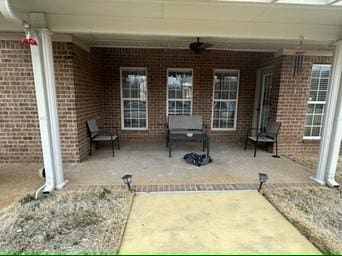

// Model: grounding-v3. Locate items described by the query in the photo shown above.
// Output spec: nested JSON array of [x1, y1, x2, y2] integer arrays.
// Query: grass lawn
[[263, 185, 342, 254], [0, 188, 133, 253]]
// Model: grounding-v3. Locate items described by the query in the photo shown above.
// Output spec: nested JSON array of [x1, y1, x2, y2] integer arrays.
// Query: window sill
[[303, 136, 321, 141], [211, 128, 236, 131]]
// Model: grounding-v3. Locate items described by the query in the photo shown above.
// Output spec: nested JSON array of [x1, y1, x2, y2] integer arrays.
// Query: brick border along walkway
[[65, 183, 317, 193]]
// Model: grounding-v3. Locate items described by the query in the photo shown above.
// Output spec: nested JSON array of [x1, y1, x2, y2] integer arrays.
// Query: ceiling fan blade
[[198, 42, 213, 49]]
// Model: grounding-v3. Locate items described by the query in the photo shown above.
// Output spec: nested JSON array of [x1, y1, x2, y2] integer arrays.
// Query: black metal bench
[[166, 115, 209, 158]]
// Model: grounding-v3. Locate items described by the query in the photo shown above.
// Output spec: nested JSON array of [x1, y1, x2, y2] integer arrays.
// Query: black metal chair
[[86, 119, 120, 157], [244, 121, 281, 158]]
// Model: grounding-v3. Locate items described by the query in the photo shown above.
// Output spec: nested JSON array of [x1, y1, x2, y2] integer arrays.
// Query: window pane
[[304, 127, 311, 137], [121, 69, 147, 129], [167, 70, 192, 115], [313, 115, 322, 125], [312, 127, 321, 137]]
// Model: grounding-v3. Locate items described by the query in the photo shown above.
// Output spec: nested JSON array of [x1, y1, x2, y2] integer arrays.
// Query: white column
[[39, 29, 66, 189], [313, 42, 342, 187], [30, 32, 55, 192]]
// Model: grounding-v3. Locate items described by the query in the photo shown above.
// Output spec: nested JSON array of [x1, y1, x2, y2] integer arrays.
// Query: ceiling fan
[[189, 37, 213, 53]]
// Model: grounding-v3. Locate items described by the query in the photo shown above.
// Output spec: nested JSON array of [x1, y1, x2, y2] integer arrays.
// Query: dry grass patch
[[0, 189, 133, 253], [263, 185, 342, 254]]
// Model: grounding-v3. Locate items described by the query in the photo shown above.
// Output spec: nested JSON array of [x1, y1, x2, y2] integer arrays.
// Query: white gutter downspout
[[30, 31, 56, 192], [0, 0, 67, 192], [39, 28, 67, 189], [313, 41, 342, 188]]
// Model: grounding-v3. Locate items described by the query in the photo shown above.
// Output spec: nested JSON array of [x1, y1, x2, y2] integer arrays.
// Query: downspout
[[0, 0, 56, 193], [0, 0, 22, 24]]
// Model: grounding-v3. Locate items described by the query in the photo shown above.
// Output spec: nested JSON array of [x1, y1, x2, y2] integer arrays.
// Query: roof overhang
[[0, 0, 341, 51]]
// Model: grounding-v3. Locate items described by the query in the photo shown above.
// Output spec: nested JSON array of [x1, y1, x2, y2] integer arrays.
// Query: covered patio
[[65, 142, 314, 187], [0, 0, 341, 194]]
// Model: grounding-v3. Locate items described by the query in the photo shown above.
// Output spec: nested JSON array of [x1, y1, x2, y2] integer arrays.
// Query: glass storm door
[[258, 73, 273, 130]]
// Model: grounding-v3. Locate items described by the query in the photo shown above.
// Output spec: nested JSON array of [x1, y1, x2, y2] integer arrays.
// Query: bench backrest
[[168, 115, 203, 130], [87, 119, 99, 137]]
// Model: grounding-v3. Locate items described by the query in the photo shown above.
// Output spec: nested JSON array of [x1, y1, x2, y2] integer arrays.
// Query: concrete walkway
[[120, 191, 319, 254]]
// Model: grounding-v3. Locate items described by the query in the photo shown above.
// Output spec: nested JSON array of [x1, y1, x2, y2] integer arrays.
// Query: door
[[258, 72, 273, 130]]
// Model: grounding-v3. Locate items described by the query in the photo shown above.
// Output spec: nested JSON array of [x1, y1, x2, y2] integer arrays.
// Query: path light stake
[[258, 172, 269, 192], [122, 174, 133, 191]]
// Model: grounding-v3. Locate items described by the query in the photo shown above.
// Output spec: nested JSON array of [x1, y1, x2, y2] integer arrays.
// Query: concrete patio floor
[[65, 142, 315, 186], [119, 191, 319, 253]]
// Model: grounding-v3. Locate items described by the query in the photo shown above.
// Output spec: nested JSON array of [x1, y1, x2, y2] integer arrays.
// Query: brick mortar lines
[[65, 183, 317, 193]]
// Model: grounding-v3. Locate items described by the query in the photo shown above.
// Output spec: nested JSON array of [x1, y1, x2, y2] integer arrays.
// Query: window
[[120, 68, 148, 130], [212, 70, 239, 130], [304, 64, 331, 139], [167, 69, 193, 115]]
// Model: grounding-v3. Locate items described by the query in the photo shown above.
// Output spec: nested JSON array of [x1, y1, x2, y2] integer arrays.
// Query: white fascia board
[[53, 34, 90, 52], [327, 0, 342, 5], [45, 15, 341, 43], [0, 32, 90, 52], [279, 48, 334, 56]]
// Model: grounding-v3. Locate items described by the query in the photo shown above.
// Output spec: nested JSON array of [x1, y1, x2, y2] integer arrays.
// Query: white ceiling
[[0, 0, 341, 50]]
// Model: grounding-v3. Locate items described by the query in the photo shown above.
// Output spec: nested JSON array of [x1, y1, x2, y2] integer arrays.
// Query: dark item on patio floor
[[184, 153, 212, 167], [87, 119, 120, 157], [244, 121, 281, 158], [166, 115, 209, 158]]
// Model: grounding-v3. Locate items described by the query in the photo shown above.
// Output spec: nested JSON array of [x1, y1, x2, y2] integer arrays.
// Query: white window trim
[[303, 136, 321, 140], [303, 64, 331, 140], [211, 69, 240, 131], [166, 68, 193, 117], [120, 67, 148, 131]]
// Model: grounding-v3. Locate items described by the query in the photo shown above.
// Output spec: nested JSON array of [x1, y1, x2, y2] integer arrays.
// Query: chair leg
[[117, 137, 120, 150], [169, 139, 172, 158], [112, 140, 115, 158], [244, 137, 248, 150], [89, 139, 92, 156], [254, 142, 257, 158], [207, 138, 210, 156], [272, 141, 280, 158], [202, 139, 205, 152]]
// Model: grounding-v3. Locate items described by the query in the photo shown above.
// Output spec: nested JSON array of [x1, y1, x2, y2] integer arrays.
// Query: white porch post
[[39, 29, 66, 189], [30, 31, 55, 192], [313, 41, 342, 187]]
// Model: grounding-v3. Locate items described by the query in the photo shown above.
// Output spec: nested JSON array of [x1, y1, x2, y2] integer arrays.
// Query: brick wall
[[1, 40, 332, 163], [0, 41, 81, 163], [0, 41, 42, 162], [101, 48, 270, 142], [272, 55, 332, 156], [54, 42, 80, 163], [73, 46, 104, 161]]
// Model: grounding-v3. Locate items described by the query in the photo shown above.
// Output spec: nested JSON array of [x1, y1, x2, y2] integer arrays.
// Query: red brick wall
[[73, 46, 104, 161], [0, 41, 42, 162], [101, 48, 269, 142], [1, 40, 331, 163], [273, 55, 332, 155], [0, 41, 81, 163], [54, 42, 80, 163]]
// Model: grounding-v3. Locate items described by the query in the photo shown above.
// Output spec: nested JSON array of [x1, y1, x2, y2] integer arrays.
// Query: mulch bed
[[0, 188, 134, 253], [263, 185, 342, 254]]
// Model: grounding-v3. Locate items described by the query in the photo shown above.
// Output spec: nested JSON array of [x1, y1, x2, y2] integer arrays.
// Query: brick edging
[[64, 182, 317, 193]]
